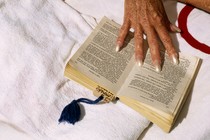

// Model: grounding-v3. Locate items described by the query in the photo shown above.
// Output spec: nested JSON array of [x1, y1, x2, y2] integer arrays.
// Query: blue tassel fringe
[[58, 95, 104, 125]]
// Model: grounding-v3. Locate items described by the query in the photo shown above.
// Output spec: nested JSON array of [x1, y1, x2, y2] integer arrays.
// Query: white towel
[[0, 0, 150, 140], [65, 0, 210, 139], [142, 2, 210, 140]]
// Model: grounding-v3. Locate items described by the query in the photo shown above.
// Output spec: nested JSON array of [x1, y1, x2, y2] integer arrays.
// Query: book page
[[118, 51, 200, 114], [69, 17, 135, 94]]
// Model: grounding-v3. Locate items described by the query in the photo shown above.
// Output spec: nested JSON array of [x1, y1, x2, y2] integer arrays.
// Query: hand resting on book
[[116, 0, 210, 72]]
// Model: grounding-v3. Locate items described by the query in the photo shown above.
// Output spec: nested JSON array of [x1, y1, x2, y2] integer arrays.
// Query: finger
[[155, 24, 179, 65], [169, 24, 181, 33], [158, 13, 181, 33], [134, 24, 144, 66], [116, 19, 130, 52], [145, 27, 162, 72]]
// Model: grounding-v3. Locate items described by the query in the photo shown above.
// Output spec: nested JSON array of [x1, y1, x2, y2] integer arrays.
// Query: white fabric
[[65, 0, 210, 139], [142, 2, 210, 140], [1, 0, 210, 139], [0, 0, 149, 140]]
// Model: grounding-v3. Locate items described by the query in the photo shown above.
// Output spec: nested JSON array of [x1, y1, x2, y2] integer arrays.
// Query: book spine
[[94, 86, 117, 103]]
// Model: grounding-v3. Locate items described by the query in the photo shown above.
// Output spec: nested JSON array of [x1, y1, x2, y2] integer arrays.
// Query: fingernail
[[172, 25, 181, 33], [136, 59, 143, 67], [172, 54, 179, 65], [154, 60, 161, 72], [116, 44, 120, 52], [155, 65, 161, 72]]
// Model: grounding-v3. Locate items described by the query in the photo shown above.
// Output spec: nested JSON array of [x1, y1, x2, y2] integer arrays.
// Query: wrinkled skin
[[117, 0, 210, 71], [184, 0, 210, 13], [116, 0, 180, 72]]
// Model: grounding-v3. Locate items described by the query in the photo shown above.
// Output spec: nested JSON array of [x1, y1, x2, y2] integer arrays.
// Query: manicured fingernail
[[154, 60, 161, 72], [155, 65, 161, 72], [136, 59, 143, 67], [116, 44, 120, 52], [172, 54, 179, 65], [172, 25, 181, 33]]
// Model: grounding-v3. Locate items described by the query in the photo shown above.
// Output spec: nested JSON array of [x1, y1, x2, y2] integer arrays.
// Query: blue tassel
[[58, 95, 104, 125]]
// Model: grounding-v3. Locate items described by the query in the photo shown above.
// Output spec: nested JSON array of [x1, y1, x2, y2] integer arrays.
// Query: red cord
[[178, 5, 210, 54]]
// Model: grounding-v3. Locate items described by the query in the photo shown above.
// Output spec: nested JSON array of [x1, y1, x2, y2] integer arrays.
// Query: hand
[[116, 0, 181, 72]]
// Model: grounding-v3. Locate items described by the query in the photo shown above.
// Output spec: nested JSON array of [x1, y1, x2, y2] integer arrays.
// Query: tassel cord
[[76, 95, 104, 104]]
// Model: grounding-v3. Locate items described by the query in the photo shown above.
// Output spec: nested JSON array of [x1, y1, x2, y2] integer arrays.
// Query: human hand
[[116, 0, 181, 72]]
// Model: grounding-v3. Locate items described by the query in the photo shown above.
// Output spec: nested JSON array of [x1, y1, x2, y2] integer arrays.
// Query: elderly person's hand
[[116, 0, 181, 72]]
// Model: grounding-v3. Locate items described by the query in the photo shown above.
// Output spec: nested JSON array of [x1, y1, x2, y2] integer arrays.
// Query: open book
[[64, 17, 201, 132]]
